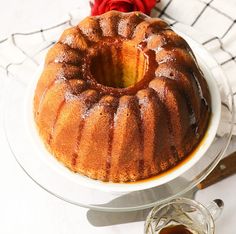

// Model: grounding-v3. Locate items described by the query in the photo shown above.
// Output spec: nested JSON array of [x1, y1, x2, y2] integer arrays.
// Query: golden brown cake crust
[[34, 11, 211, 183]]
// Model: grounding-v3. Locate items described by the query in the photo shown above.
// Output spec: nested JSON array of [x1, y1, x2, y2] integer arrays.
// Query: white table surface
[[0, 0, 236, 233]]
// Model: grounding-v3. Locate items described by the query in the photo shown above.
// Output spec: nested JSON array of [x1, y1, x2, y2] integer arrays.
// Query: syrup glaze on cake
[[34, 11, 211, 182]]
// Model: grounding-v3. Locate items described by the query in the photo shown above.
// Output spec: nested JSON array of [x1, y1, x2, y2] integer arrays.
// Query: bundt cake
[[33, 11, 211, 183]]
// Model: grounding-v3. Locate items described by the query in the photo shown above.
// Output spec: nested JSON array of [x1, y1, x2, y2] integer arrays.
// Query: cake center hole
[[90, 42, 147, 88]]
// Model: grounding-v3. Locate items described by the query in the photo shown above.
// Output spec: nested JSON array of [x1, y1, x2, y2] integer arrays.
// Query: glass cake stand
[[3, 24, 234, 212]]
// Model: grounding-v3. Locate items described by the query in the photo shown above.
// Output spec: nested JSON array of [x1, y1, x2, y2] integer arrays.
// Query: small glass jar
[[144, 197, 224, 234]]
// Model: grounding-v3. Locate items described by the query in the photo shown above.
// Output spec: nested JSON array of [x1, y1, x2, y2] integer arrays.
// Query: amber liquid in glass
[[159, 225, 195, 234]]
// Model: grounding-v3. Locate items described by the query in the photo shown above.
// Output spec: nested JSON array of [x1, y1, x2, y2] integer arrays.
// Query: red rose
[[91, 0, 158, 16]]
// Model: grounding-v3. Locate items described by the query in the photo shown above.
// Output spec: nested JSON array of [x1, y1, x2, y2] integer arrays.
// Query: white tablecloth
[[0, 0, 236, 233]]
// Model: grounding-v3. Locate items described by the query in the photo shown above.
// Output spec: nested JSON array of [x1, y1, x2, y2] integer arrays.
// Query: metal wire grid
[[0, 15, 73, 78], [0, 0, 235, 96], [154, 0, 236, 67]]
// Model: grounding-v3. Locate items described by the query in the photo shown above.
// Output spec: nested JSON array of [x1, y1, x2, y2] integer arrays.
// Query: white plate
[[25, 32, 221, 193]]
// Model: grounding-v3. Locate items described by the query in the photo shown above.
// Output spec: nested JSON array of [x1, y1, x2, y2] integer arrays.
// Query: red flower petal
[[91, 0, 158, 16], [110, 1, 134, 12]]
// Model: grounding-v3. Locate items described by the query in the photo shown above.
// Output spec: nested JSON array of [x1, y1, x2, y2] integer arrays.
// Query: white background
[[0, 0, 236, 233]]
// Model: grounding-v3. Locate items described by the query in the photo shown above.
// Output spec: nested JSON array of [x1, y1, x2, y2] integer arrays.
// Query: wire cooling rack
[[154, 0, 236, 67], [0, 0, 235, 110]]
